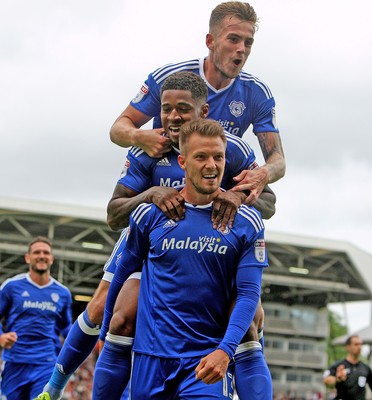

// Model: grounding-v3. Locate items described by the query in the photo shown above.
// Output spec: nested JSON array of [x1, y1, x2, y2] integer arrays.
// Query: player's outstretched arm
[[110, 104, 171, 157]]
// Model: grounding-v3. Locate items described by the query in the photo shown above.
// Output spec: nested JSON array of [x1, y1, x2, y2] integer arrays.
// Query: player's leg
[[1, 362, 31, 400], [36, 230, 129, 400], [230, 300, 271, 399], [39, 280, 108, 400], [29, 363, 56, 399], [234, 346, 272, 400], [92, 275, 140, 400]]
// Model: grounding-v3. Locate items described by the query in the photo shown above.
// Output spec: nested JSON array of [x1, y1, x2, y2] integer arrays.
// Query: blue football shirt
[[0, 273, 72, 364], [114, 202, 268, 359], [130, 58, 279, 138]]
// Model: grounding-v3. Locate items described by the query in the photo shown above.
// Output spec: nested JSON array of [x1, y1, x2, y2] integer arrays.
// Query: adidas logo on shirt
[[156, 157, 171, 167], [21, 291, 30, 297], [163, 220, 178, 229]]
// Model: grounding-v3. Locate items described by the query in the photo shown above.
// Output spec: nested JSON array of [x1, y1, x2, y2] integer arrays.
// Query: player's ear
[[201, 103, 209, 118], [178, 154, 186, 170], [206, 33, 214, 50], [24, 253, 30, 264]]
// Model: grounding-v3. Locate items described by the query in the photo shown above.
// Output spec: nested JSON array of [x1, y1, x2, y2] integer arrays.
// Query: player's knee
[[109, 309, 136, 337], [86, 295, 106, 325]]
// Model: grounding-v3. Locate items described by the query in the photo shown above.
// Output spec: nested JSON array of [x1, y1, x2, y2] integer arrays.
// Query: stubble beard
[[31, 263, 50, 275]]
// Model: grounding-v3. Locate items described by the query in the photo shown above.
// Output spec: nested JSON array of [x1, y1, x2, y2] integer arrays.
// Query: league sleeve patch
[[271, 107, 278, 130], [119, 160, 130, 179], [132, 83, 149, 104], [254, 239, 266, 262]]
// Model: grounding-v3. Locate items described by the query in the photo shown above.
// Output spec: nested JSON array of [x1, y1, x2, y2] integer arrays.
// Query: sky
[[1, 0, 372, 331]]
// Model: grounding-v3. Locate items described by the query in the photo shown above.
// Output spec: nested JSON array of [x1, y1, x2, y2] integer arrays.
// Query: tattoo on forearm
[[257, 132, 284, 161]]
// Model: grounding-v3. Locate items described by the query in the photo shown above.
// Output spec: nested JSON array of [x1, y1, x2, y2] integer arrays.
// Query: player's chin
[[33, 265, 49, 273], [229, 69, 241, 79], [201, 183, 219, 194]]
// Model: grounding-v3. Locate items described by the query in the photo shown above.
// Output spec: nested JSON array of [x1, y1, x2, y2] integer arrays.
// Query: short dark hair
[[160, 72, 208, 103], [209, 1, 259, 33], [179, 119, 226, 155], [345, 335, 360, 346], [28, 236, 52, 252]]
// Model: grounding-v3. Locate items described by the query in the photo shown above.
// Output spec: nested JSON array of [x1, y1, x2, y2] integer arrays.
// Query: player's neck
[[180, 187, 221, 206], [29, 270, 51, 286], [203, 57, 232, 91]]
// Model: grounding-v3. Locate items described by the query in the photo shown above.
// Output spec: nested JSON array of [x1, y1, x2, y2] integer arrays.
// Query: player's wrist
[[259, 165, 270, 186], [132, 128, 145, 147]]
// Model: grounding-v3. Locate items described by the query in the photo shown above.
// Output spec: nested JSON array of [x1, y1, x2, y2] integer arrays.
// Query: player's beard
[[30, 262, 50, 275], [189, 174, 221, 196]]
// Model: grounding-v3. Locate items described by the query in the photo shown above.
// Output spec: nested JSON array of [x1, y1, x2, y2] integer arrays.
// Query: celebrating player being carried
[[94, 118, 268, 399], [93, 71, 273, 400], [36, 72, 274, 400], [110, 1, 285, 203]]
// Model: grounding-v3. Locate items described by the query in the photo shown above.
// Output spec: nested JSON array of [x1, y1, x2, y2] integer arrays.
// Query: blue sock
[[46, 310, 100, 397], [234, 343, 272, 400], [92, 334, 133, 400]]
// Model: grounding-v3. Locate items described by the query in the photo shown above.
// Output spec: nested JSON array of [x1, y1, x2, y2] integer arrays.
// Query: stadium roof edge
[[267, 230, 371, 256], [0, 196, 106, 222], [267, 230, 372, 294], [1, 196, 370, 256]]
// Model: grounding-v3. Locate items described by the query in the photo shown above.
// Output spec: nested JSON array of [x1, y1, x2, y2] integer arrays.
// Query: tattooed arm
[[232, 131, 286, 204]]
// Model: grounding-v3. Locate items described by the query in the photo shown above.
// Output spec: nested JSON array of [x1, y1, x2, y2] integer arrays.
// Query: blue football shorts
[[130, 352, 234, 399]]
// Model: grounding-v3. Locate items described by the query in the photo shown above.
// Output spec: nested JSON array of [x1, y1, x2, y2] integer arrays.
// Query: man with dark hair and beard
[[0, 236, 72, 400]]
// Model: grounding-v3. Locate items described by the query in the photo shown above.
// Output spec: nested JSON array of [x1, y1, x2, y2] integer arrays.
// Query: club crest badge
[[217, 224, 230, 235], [229, 100, 246, 117], [51, 293, 60, 303]]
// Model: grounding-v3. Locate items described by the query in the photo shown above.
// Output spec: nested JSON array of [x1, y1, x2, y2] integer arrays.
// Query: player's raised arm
[[110, 104, 171, 158]]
